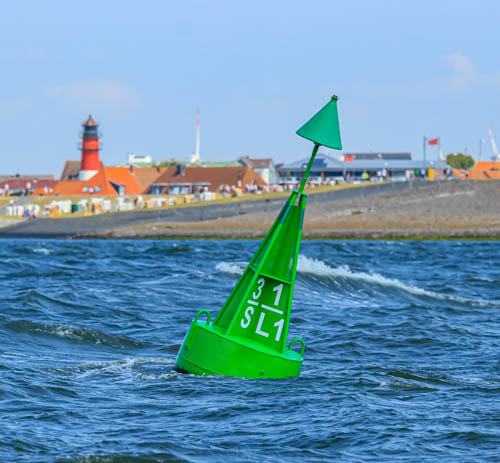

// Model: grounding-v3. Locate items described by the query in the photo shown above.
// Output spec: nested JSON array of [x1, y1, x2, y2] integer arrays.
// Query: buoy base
[[175, 318, 303, 379]]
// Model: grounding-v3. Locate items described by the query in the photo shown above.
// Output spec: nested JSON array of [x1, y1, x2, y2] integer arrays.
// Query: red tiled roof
[[0, 174, 54, 181], [52, 180, 88, 196], [454, 161, 500, 180], [1, 179, 58, 192], [128, 166, 175, 193], [32, 182, 59, 195], [474, 161, 500, 171], [85, 169, 116, 195], [153, 166, 266, 192], [102, 167, 142, 194], [60, 160, 81, 180], [52, 167, 142, 196], [240, 157, 273, 169]]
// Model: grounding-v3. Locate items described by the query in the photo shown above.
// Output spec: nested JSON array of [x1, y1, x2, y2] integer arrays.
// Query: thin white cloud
[[443, 52, 481, 89], [48, 79, 140, 109], [490, 70, 500, 88]]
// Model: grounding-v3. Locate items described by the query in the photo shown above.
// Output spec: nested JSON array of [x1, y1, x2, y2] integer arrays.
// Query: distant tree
[[446, 153, 475, 169], [156, 160, 181, 167]]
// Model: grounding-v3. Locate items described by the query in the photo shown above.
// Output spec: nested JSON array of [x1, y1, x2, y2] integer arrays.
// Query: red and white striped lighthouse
[[79, 115, 101, 181]]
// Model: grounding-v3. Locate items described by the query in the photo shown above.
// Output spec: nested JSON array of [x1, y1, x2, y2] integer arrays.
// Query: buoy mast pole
[[297, 143, 319, 195]]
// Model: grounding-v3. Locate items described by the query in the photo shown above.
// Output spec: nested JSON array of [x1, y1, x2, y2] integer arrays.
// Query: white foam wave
[[137, 371, 179, 380], [296, 255, 493, 306], [33, 247, 50, 255], [70, 357, 174, 378], [216, 255, 496, 307], [298, 255, 434, 294], [215, 262, 244, 275]]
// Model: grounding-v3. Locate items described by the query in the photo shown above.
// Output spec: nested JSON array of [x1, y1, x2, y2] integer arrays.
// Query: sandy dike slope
[[96, 181, 500, 239]]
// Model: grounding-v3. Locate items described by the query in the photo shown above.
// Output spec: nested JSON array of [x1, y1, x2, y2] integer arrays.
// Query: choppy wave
[[379, 379, 439, 391], [216, 255, 498, 307], [215, 262, 244, 275], [1, 239, 499, 462], [33, 247, 51, 255], [51, 357, 175, 379], [4, 320, 143, 348], [26, 288, 94, 311], [297, 256, 498, 307], [55, 455, 171, 463]]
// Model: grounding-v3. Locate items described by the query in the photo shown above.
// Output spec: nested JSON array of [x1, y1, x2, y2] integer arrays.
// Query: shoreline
[[1, 180, 499, 240], [77, 234, 500, 241], [80, 180, 500, 240]]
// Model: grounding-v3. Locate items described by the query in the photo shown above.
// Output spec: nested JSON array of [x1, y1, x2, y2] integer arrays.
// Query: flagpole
[[423, 136, 427, 172], [438, 137, 441, 168]]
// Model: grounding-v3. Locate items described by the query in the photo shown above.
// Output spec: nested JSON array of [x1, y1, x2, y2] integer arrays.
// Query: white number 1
[[272, 284, 283, 306], [273, 319, 284, 341]]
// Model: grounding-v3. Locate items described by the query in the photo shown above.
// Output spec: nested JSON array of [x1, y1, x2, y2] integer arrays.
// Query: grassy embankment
[[0, 198, 24, 221], [22, 182, 373, 219], [97, 180, 500, 240], [0, 198, 24, 225]]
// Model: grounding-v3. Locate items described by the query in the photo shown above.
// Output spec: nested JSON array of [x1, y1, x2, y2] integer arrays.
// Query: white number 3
[[252, 278, 265, 300]]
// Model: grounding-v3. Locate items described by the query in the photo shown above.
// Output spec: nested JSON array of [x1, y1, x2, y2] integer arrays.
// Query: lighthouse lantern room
[[79, 115, 101, 181]]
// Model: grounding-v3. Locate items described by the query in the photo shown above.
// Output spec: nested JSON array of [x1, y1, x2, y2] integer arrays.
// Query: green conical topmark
[[296, 95, 342, 150], [296, 95, 342, 194], [175, 96, 342, 378]]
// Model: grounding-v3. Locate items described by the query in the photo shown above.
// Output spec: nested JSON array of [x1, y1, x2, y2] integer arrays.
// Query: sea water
[[0, 239, 499, 462]]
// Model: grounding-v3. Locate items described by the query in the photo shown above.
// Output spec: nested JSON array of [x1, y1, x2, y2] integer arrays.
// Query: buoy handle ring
[[288, 338, 305, 356], [194, 309, 211, 326]]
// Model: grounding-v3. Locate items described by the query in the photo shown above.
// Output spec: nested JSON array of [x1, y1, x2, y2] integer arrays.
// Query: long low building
[[278, 152, 439, 183], [453, 161, 500, 180], [1, 177, 59, 196], [149, 165, 267, 194]]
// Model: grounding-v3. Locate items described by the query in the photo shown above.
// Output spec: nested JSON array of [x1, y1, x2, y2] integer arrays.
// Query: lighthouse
[[79, 115, 101, 181]]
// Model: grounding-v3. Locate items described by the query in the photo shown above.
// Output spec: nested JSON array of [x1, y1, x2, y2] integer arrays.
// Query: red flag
[[428, 137, 439, 145]]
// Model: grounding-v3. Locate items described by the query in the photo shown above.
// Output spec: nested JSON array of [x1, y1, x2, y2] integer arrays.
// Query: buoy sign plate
[[230, 275, 290, 350]]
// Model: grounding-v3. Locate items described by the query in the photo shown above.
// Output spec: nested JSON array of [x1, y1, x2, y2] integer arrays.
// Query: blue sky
[[1, 0, 499, 175]]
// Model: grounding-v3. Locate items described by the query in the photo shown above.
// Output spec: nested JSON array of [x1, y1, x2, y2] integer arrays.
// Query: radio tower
[[188, 109, 201, 164], [488, 126, 500, 161]]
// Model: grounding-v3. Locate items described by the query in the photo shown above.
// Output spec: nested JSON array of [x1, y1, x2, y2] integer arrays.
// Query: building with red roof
[[49, 116, 143, 196], [239, 156, 279, 184], [149, 165, 266, 195], [60, 160, 81, 180], [1, 178, 58, 196], [48, 115, 269, 197], [454, 161, 500, 180], [127, 166, 173, 194], [52, 166, 141, 196]]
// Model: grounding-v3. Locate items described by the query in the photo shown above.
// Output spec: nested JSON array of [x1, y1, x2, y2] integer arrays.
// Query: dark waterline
[[1, 239, 499, 462]]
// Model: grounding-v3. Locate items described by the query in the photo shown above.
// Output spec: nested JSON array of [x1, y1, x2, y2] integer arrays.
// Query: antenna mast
[[194, 108, 200, 163], [488, 126, 500, 161]]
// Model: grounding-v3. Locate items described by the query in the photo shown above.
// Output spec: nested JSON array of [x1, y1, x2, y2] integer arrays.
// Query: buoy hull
[[176, 320, 302, 379]]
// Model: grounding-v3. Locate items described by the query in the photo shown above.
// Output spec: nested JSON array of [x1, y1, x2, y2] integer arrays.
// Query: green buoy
[[175, 96, 343, 378]]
